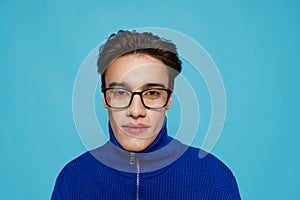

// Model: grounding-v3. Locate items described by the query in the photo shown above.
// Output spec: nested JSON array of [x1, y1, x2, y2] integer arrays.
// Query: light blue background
[[1, 0, 299, 199]]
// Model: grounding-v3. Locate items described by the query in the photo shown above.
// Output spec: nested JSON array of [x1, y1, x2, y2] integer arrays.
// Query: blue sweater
[[52, 121, 241, 199]]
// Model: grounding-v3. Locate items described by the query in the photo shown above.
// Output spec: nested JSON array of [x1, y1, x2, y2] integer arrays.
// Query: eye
[[149, 90, 160, 95], [111, 89, 130, 97], [143, 90, 162, 99]]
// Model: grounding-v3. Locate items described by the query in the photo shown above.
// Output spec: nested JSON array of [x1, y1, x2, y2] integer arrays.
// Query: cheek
[[109, 110, 126, 125], [147, 110, 166, 129]]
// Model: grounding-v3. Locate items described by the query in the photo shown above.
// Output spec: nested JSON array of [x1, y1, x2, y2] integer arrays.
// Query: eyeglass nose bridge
[[127, 91, 148, 108]]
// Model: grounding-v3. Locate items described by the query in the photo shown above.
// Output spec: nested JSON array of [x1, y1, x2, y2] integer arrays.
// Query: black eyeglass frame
[[101, 87, 173, 109]]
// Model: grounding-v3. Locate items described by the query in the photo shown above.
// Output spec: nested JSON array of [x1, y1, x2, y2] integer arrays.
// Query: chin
[[119, 136, 154, 152], [121, 141, 148, 152], [115, 130, 159, 152]]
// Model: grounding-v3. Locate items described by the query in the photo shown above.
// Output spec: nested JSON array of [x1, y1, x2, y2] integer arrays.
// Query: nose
[[128, 94, 146, 118]]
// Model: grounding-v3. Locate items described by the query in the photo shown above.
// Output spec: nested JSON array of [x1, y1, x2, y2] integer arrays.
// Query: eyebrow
[[143, 83, 167, 88], [108, 82, 128, 87], [108, 82, 167, 89]]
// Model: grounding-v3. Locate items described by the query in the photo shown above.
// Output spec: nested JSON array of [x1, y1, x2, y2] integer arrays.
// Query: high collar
[[108, 117, 172, 153], [90, 117, 188, 173]]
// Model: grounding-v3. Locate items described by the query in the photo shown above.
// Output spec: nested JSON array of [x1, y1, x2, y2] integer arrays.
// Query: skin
[[103, 54, 173, 152]]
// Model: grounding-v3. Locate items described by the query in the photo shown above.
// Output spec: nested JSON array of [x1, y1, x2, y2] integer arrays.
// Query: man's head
[[97, 30, 182, 152], [97, 30, 182, 90]]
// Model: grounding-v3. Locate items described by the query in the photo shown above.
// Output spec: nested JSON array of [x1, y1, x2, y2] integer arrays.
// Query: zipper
[[136, 159, 140, 200], [129, 152, 140, 200]]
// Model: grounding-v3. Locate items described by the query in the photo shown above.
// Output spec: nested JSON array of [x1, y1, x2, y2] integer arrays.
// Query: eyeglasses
[[102, 88, 172, 109]]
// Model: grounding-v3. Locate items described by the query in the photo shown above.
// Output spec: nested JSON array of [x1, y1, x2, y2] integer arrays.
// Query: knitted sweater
[[52, 121, 241, 199]]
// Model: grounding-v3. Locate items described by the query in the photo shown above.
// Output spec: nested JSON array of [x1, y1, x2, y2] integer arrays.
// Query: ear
[[102, 95, 109, 109], [165, 94, 172, 110]]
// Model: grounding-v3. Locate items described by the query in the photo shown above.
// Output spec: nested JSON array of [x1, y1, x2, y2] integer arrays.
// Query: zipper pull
[[130, 152, 135, 165]]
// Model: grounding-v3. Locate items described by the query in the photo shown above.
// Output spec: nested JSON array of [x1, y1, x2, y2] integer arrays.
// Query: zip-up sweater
[[52, 121, 241, 199]]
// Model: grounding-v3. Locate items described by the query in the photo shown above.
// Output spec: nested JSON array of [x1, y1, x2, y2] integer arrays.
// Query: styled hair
[[97, 30, 182, 89]]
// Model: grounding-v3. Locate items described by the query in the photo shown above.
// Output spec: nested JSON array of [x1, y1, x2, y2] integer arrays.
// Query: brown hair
[[97, 30, 182, 89]]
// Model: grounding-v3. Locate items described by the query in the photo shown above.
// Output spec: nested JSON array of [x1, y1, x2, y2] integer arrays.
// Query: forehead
[[105, 54, 169, 89]]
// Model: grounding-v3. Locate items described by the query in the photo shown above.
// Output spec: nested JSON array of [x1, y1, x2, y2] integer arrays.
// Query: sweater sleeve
[[51, 169, 68, 200], [225, 171, 241, 200], [51, 163, 75, 200]]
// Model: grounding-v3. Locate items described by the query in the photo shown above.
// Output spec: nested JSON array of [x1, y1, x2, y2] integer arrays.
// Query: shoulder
[[181, 146, 236, 178], [53, 146, 109, 189], [178, 146, 241, 198], [56, 144, 112, 183], [60, 145, 110, 174], [55, 151, 94, 180], [51, 151, 94, 199]]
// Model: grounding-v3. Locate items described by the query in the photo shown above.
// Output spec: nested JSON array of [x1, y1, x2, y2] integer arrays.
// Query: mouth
[[121, 123, 150, 135]]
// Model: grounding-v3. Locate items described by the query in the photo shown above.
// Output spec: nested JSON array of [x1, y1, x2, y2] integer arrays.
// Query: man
[[52, 30, 241, 199]]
